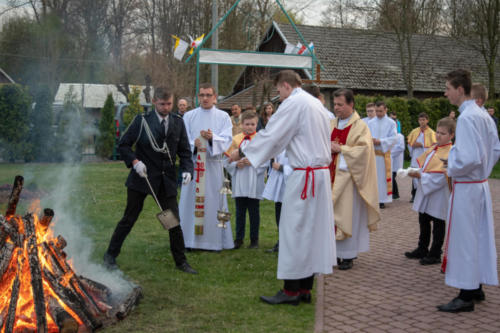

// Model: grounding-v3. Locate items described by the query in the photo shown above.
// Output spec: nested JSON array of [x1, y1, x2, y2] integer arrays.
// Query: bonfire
[[0, 176, 142, 332]]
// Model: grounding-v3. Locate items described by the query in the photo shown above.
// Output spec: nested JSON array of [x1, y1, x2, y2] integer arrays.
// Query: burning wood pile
[[0, 176, 142, 332]]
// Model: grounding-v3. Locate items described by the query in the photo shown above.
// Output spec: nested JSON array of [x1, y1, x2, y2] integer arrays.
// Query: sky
[[0, 0, 330, 26]]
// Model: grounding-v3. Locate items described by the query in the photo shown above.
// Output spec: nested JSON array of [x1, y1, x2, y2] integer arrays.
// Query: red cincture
[[294, 166, 329, 200]]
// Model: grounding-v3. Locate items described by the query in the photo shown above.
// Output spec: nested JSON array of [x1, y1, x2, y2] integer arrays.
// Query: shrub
[[96, 93, 115, 158]]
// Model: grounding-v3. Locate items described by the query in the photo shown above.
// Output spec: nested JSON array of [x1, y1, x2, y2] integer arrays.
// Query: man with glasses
[[179, 83, 235, 251]]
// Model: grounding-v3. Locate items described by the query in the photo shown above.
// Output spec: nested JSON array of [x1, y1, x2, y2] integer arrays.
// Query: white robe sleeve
[[448, 117, 485, 178], [183, 112, 196, 153], [242, 101, 299, 167], [208, 112, 233, 156], [223, 156, 237, 177], [379, 121, 398, 153], [392, 135, 405, 156], [419, 173, 447, 197]]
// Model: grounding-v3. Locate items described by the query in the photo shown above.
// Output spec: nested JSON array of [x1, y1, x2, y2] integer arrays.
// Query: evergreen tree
[[54, 86, 83, 162], [123, 87, 143, 127], [30, 86, 55, 161], [96, 93, 116, 158], [0, 84, 33, 162]]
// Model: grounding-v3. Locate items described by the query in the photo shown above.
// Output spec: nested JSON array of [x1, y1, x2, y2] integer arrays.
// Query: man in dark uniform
[[103, 87, 197, 274]]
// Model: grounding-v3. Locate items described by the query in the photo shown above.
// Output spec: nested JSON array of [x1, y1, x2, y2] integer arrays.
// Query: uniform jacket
[[119, 111, 193, 197]]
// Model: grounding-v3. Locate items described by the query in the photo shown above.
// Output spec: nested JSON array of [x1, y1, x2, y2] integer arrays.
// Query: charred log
[[5, 272, 20, 333], [42, 268, 101, 330], [46, 298, 78, 333], [54, 235, 67, 251], [0, 242, 15, 279], [115, 286, 143, 320], [0, 216, 21, 248], [23, 214, 47, 333], [39, 209, 54, 230], [5, 176, 24, 217]]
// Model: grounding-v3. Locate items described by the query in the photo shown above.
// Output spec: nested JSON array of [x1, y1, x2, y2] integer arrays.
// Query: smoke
[[32, 90, 136, 301]]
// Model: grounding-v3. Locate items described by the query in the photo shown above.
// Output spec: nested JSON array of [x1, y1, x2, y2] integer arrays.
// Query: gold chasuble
[[407, 126, 436, 148], [330, 112, 380, 241]]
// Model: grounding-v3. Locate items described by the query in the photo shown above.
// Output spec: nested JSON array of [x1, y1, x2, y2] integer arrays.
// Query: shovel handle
[[144, 176, 164, 211]]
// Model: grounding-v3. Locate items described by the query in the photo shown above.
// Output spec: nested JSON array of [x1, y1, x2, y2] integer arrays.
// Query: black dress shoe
[[176, 262, 198, 274], [234, 239, 243, 249], [338, 259, 353, 270], [420, 256, 441, 265], [405, 248, 428, 259], [247, 241, 259, 249], [472, 290, 485, 302], [300, 293, 312, 304], [260, 290, 300, 305], [379, 203, 385, 209], [103, 252, 119, 270], [393, 194, 400, 200], [437, 297, 474, 313]]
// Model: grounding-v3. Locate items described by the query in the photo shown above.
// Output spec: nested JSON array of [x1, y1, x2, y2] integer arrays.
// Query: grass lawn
[[0, 163, 315, 332]]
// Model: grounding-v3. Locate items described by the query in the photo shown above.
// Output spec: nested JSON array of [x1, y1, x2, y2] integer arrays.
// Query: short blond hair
[[471, 83, 488, 101]]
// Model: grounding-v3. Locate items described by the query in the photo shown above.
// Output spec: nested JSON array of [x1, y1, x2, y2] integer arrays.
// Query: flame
[[0, 202, 89, 332]]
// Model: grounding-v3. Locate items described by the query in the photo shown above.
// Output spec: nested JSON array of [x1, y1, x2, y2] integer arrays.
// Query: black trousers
[[106, 187, 187, 266], [417, 212, 445, 258], [284, 275, 314, 292], [234, 197, 260, 242], [392, 172, 399, 198], [275, 201, 282, 227]]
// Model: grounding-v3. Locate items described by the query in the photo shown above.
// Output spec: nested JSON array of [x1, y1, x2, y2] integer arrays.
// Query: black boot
[[247, 239, 259, 249], [260, 290, 300, 305], [234, 239, 243, 249]]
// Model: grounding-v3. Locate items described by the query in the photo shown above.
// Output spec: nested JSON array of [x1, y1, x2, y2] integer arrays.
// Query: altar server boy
[[405, 118, 454, 265], [225, 110, 267, 249]]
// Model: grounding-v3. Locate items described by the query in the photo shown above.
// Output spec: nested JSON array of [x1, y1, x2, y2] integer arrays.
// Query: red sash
[[294, 166, 329, 200], [329, 125, 352, 184], [441, 179, 488, 273]]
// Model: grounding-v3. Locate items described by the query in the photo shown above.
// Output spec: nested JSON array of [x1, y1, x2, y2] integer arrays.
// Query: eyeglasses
[[198, 94, 213, 98]]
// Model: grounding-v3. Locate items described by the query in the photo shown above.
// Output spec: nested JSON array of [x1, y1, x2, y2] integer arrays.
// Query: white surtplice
[[368, 116, 398, 203], [179, 106, 234, 250], [262, 150, 292, 203], [445, 100, 500, 289], [391, 133, 405, 172], [243, 88, 336, 280], [412, 150, 450, 220]]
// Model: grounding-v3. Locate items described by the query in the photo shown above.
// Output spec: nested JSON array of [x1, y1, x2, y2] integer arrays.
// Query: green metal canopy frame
[[184, 0, 324, 106]]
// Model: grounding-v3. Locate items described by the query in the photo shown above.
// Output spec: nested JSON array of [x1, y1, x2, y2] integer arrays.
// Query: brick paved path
[[315, 177, 500, 332]]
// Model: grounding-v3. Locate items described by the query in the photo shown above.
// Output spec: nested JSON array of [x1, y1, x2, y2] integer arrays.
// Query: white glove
[[182, 172, 192, 185], [133, 161, 148, 178]]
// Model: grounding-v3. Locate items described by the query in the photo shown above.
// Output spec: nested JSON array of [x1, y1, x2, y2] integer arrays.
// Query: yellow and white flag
[[188, 34, 205, 55], [171, 35, 189, 61]]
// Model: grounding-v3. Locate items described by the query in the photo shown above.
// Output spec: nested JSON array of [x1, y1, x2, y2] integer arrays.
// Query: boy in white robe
[[229, 70, 335, 305], [437, 69, 500, 313], [367, 101, 398, 208], [224, 111, 267, 249], [391, 132, 405, 199], [407, 113, 436, 202], [179, 83, 234, 251], [262, 150, 292, 253], [405, 118, 454, 265]]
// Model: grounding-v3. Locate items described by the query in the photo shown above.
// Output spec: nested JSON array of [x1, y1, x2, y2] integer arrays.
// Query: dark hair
[[231, 104, 241, 108], [446, 69, 471, 95], [418, 112, 429, 120], [244, 105, 257, 112], [199, 83, 216, 95], [241, 110, 259, 122], [437, 117, 456, 135], [153, 86, 173, 100], [303, 84, 321, 98], [333, 88, 355, 105], [366, 102, 375, 109], [273, 70, 302, 87], [389, 111, 397, 117], [375, 100, 386, 108]]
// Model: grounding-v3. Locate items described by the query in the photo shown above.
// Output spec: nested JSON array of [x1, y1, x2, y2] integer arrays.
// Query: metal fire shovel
[[144, 175, 179, 230]]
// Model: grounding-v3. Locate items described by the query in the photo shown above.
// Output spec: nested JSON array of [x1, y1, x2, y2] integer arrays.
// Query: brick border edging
[[314, 274, 324, 332]]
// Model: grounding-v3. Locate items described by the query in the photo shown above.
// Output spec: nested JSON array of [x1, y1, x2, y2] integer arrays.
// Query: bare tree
[[320, 0, 365, 28], [446, 0, 500, 99]]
